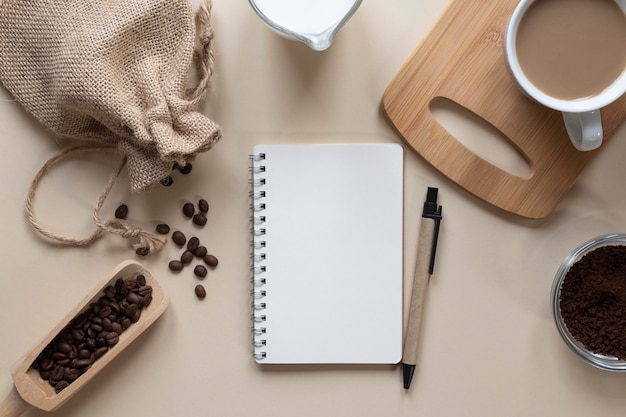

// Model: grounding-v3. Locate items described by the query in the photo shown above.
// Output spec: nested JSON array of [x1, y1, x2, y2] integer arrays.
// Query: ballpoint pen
[[402, 187, 442, 389]]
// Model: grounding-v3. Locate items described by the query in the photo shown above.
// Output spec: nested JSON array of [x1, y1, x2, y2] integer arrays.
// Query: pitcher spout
[[249, 0, 362, 51]]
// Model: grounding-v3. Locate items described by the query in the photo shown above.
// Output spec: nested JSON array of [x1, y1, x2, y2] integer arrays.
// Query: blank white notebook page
[[251, 143, 403, 364]]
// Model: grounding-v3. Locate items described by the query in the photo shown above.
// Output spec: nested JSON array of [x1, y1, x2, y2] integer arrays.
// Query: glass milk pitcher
[[248, 0, 362, 51]]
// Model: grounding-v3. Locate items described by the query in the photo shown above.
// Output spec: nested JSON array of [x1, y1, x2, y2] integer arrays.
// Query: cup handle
[[562, 111, 603, 151]]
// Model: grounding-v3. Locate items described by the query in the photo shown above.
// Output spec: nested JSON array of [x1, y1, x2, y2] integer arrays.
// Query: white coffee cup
[[505, 0, 626, 151]]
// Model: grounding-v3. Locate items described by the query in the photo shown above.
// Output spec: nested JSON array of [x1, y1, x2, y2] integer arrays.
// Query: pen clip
[[428, 212, 441, 274]]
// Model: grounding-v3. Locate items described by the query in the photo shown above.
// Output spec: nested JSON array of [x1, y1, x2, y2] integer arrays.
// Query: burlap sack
[[0, 0, 221, 251]]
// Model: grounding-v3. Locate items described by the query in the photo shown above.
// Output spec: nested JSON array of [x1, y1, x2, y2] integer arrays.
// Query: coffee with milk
[[515, 0, 626, 101]]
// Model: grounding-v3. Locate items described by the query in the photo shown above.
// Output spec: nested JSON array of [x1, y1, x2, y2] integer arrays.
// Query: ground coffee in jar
[[559, 245, 626, 359]]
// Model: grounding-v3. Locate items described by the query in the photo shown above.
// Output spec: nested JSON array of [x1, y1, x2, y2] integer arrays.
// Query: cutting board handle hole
[[429, 97, 531, 178]]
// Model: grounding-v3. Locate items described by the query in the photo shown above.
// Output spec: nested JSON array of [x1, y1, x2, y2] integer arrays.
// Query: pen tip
[[402, 363, 416, 389]]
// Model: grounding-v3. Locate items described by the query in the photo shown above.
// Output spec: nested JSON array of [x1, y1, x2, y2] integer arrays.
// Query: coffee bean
[[155, 223, 170, 234], [106, 332, 119, 346], [136, 274, 146, 287], [115, 278, 128, 298], [94, 346, 109, 359], [65, 368, 81, 382], [160, 176, 173, 186], [181, 250, 194, 264], [72, 329, 85, 341], [57, 342, 72, 354], [135, 247, 149, 257], [194, 265, 208, 278], [130, 309, 142, 323], [137, 285, 152, 297], [172, 231, 186, 246], [111, 322, 123, 335], [74, 359, 92, 369], [55, 380, 70, 393], [99, 305, 112, 319], [114, 204, 128, 219], [78, 349, 91, 359], [40, 358, 54, 371], [204, 254, 219, 267], [90, 323, 103, 333], [124, 303, 138, 318], [104, 285, 116, 299], [169, 260, 184, 271], [143, 293, 153, 307], [50, 366, 65, 382], [86, 338, 96, 349], [195, 284, 206, 299], [192, 214, 207, 226], [67, 345, 77, 360], [102, 317, 113, 332], [194, 246, 207, 258], [187, 237, 200, 252], [127, 291, 141, 305], [182, 202, 195, 218], [198, 199, 209, 213], [178, 163, 193, 174]]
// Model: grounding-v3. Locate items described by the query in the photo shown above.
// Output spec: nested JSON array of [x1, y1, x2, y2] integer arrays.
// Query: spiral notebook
[[249, 143, 403, 364]]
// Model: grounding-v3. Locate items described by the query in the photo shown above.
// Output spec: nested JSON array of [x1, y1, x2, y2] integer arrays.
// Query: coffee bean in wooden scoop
[[6, 261, 168, 414]]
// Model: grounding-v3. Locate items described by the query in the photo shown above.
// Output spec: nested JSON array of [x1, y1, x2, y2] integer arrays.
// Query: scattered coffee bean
[[168, 260, 184, 271], [180, 250, 194, 264], [155, 223, 170, 234], [160, 176, 173, 186], [194, 246, 207, 258], [194, 265, 208, 278], [114, 204, 128, 219], [178, 163, 193, 175], [135, 247, 149, 257], [192, 214, 207, 226], [172, 231, 186, 246], [195, 284, 206, 299], [182, 202, 195, 218], [198, 199, 209, 213], [31, 275, 152, 393], [187, 236, 200, 252], [204, 254, 219, 267]]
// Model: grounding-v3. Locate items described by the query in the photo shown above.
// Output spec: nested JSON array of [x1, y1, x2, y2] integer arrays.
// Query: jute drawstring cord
[[25, 145, 167, 252]]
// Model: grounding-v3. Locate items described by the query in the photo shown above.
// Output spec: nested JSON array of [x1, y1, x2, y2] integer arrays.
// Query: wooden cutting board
[[382, 0, 626, 219]]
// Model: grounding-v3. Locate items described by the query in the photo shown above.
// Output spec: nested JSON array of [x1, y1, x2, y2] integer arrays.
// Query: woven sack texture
[[0, 0, 221, 192]]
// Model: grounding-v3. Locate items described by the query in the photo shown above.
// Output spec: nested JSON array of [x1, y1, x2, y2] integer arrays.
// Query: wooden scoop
[[0, 260, 169, 416]]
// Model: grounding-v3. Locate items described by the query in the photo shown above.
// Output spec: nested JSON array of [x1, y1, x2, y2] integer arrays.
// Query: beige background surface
[[2, 1, 626, 416]]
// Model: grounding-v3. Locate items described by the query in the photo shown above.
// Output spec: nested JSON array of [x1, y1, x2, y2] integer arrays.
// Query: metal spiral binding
[[249, 152, 267, 361]]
